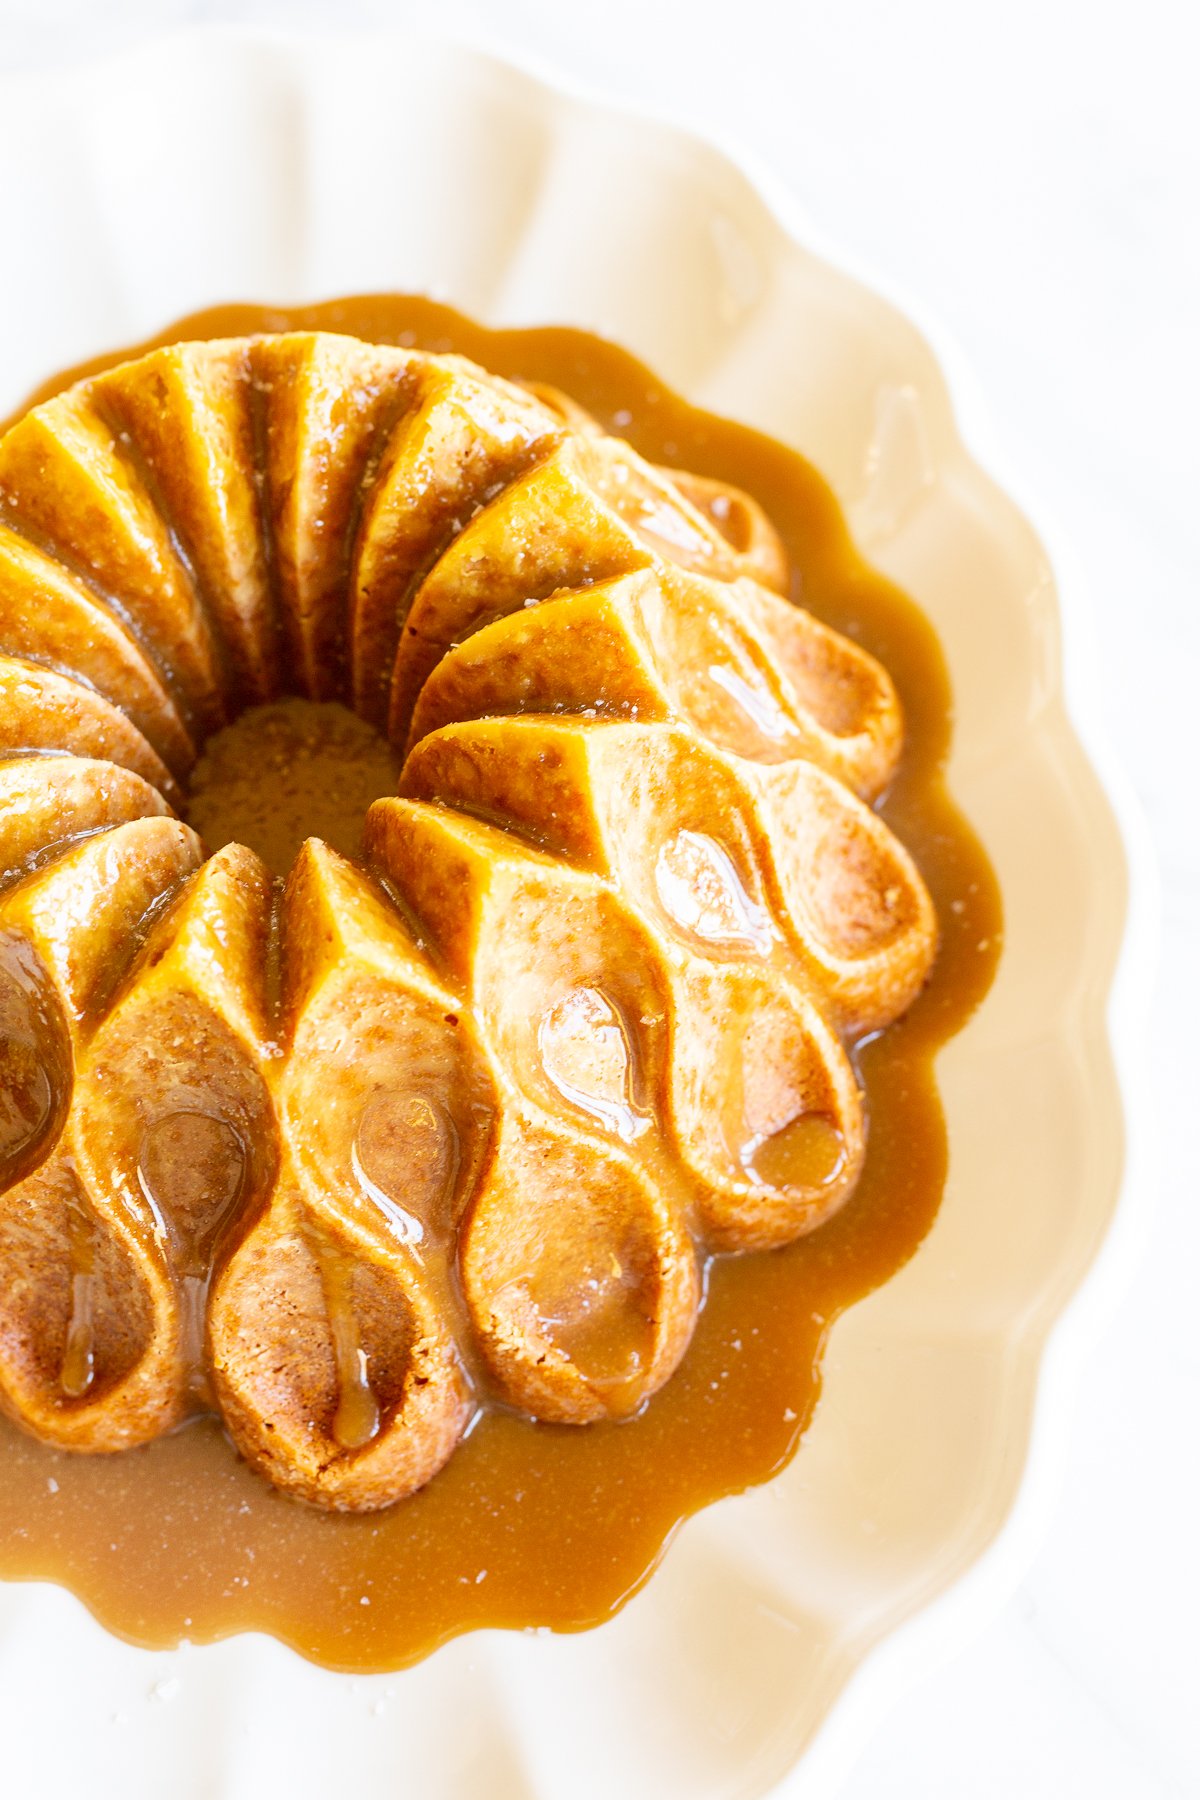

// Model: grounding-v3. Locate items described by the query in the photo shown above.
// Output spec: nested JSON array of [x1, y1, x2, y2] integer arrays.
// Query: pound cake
[[0, 333, 936, 1511]]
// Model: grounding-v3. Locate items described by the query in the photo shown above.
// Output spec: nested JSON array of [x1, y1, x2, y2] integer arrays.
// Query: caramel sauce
[[0, 929, 70, 1184], [316, 1236, 384, 1455], [352, 1090, 459, 1249], [0, 297, 1001, 1669], [59, 1202, 96, 1402], [746, 1111, 846, 1193]]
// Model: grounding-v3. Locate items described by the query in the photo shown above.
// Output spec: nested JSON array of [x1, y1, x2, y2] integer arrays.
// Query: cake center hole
[[184, 699, 400, 877]]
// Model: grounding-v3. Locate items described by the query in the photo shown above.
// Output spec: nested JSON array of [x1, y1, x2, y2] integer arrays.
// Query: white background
[[1, 2, 1197, 1795]]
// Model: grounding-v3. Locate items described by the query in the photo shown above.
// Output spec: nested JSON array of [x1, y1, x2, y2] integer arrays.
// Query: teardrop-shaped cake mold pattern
[[0, 333, 935, 1509]]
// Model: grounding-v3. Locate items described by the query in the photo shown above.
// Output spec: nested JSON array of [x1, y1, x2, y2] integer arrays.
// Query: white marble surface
[[1, 1, 1197, 1794]]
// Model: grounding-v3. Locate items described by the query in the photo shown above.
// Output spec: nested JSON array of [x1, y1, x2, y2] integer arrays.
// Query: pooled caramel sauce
[[352, 1090, 459, 1249], [531, 1244, 651, 1413], [746, 1111, 846, 1193], [655, 829, 774, 955], [138, 1109, 247, 1275], [0, 296, 1001, 1670], [538, 987, 646, 1144]]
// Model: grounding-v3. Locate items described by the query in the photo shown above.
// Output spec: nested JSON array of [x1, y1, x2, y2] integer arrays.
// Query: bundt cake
[[0, 332, 936, 1511]]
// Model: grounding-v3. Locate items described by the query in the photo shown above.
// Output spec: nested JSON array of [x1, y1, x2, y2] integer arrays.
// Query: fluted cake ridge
[[0, 333, 935, 1509]]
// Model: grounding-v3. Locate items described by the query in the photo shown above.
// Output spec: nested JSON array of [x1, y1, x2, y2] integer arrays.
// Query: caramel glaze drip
[[317, 1235, 382, 1454], [0, 296, 1000, 1671], [59, 1201, 96, 1401]]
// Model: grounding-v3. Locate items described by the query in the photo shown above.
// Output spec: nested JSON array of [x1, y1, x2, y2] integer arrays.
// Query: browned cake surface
[[0, 298, 998, 1667]]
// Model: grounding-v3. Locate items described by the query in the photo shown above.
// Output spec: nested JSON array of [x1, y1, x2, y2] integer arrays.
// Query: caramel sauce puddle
[[0, 296, 1001, 1669]]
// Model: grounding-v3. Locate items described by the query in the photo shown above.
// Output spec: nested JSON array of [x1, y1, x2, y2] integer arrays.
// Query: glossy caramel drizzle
[[318, 1237, 383, 1454], [0, 297, 1001, 1671], [59, 1202, 96, 1401]]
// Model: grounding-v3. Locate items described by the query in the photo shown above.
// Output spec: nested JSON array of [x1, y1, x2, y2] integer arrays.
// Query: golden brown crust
[[0, 333, 936, 1509], [0, 657, 184, 808]]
